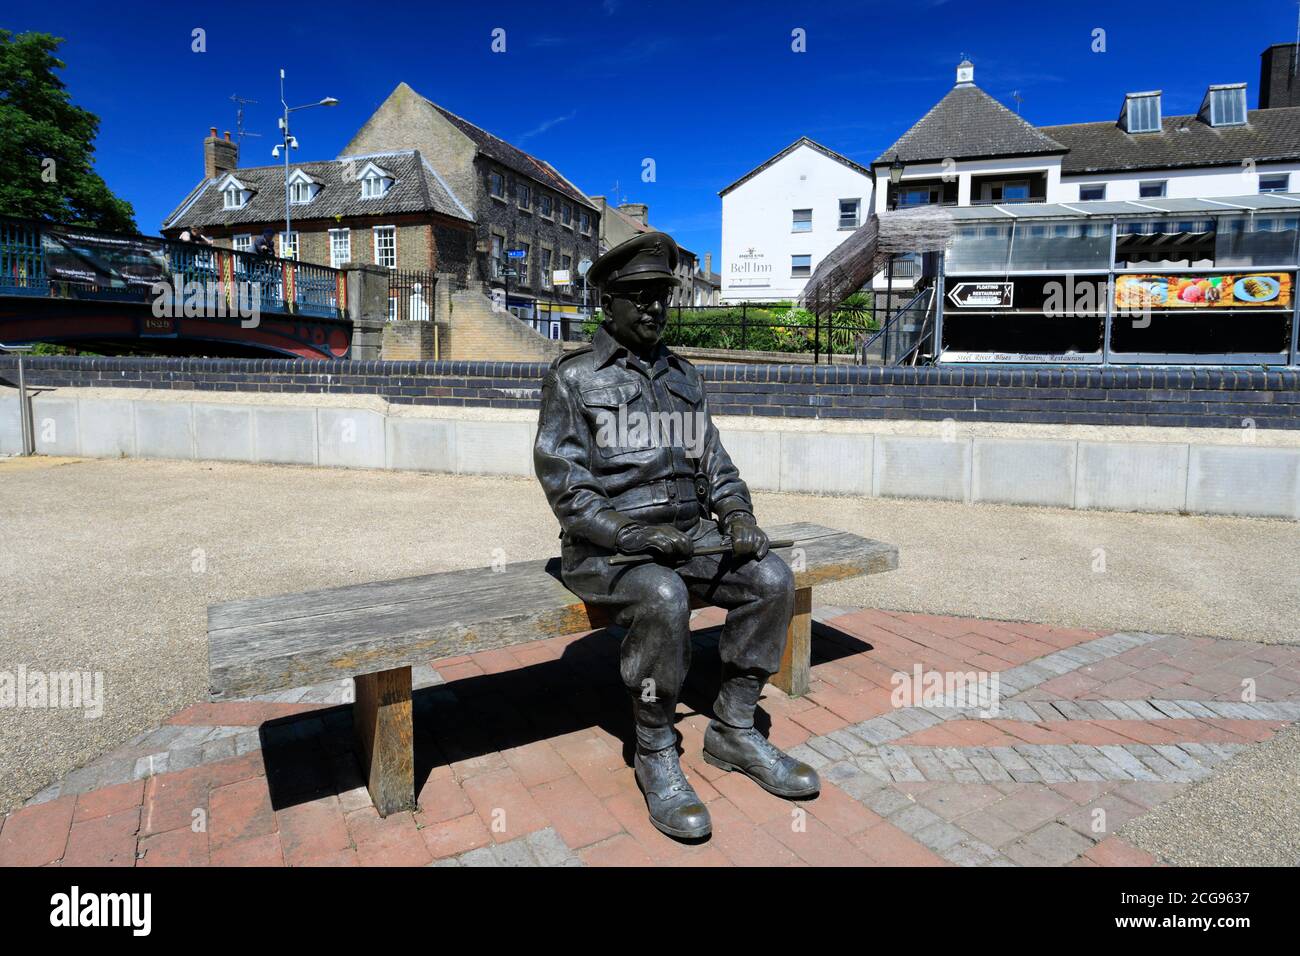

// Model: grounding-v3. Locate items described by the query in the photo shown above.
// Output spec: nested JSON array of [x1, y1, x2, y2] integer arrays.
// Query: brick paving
[[3, 607, 1299, 868]]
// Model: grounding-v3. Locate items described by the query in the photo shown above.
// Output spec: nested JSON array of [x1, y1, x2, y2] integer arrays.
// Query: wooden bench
[[207, 522, 897, 816]]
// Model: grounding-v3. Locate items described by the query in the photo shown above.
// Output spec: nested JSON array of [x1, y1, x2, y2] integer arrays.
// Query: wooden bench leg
[[771, 586, 812, 698], [353, 666, 415, 817]]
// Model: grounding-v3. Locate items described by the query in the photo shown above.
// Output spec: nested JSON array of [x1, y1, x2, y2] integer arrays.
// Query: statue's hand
[[616, 524, 695, 562], [724, 513, 769, 562]]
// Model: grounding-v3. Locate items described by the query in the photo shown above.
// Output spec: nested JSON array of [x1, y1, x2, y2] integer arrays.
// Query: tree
[[0, 30, 136, 231]]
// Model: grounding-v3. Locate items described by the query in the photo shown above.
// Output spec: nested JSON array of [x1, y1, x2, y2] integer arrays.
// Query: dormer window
[[1120, 92, 1162, 134], [356, 162, 393, 200], [1202, 84, 1247, 127], [219, 175, 249, 210], [287, 170, 318, 205]]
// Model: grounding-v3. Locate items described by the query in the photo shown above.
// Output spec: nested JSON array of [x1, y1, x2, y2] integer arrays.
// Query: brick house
[[340, 83, 603, 324], [162, 129, 475, 288], [590, 197, 721, 306]]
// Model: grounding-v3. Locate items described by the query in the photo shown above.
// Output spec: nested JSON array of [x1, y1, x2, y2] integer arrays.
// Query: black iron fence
[[386, 270, 437, 322]]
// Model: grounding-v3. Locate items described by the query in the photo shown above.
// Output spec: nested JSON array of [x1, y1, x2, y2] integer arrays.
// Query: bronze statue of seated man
[[533, 232, 819, 840]]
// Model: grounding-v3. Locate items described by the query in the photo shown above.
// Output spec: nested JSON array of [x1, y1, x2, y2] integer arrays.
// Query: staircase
[[441, 287, 564, 362]]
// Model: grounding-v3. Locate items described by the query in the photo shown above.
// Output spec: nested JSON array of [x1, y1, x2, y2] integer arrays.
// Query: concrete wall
[[8, 389, 1298, 520]]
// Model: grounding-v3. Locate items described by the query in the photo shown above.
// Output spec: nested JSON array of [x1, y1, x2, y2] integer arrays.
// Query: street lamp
[[889, 154, 905, 185], [272, 69, 337, 258]]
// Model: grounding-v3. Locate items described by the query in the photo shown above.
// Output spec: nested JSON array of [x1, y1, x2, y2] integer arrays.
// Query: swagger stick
[[608, 539, 797, 566]]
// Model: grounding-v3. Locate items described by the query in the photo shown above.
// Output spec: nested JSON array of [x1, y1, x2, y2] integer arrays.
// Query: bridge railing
[[0, 215, 347, 319]]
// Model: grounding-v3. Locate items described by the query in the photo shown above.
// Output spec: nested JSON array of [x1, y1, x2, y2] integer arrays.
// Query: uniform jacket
[[534, 324, 753, 549]]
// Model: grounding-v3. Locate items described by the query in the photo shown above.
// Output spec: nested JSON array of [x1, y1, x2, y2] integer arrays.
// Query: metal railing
[[387, 270, 437, 322], [858, 285, 935, 366], [0, 215, 346, 319]]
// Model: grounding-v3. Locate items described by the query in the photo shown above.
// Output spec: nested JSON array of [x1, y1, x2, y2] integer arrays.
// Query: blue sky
[[8, 0, 1300, 258]]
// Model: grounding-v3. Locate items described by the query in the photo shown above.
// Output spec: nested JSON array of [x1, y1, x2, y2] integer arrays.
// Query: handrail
[[858, 284, 934, 360]]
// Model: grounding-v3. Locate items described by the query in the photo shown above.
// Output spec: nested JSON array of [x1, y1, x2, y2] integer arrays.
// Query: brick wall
[[3, 357, 1298, 428]]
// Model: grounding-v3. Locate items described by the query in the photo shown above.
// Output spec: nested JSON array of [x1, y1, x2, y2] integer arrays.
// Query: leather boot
[[703, 720, 820, 798], [634, 745, 712, 840]]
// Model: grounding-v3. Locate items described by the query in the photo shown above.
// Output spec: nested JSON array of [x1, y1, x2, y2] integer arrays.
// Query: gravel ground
[[1121, 722, 1300, 866], [2, 455, 1297, 855]]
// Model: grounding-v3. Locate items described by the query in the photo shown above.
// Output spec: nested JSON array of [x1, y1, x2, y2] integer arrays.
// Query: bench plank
[[208, 523, 898, 701]]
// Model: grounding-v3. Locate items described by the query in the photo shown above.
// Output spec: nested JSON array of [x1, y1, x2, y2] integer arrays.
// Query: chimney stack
[[1259, 43, 1299, 109], [617, 202, 649, 226], [704, 252, 713, 276], [955, 59, 974, 87], [204, 126, 239, 179]]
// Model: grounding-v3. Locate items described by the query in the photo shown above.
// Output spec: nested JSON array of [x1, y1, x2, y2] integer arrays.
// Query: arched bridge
[[0, 217, 354, 359]]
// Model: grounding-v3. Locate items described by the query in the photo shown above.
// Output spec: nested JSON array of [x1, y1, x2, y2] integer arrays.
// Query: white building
[[719, 138, 873, 302]]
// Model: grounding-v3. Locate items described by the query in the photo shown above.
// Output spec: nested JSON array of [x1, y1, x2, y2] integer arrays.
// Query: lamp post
[[271, 69, 337, 258], [884, 155, 905, 362]]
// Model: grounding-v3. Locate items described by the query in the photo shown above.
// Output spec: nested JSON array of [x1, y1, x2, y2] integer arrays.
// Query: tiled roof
[[719, 137, 871, 196], [1042, 107, 1300, 174], [161, 150, 472, 231], [873, 86, 1066, 165], [423, 99, 597, 211]]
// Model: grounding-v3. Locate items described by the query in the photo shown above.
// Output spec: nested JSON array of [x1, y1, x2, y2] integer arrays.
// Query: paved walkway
[[4, 606, 1297, 867]]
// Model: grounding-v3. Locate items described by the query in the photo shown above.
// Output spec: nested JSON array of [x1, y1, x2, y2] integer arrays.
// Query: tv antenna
[[230, 94, 263, 148], [1011, 90, 1024, 114]]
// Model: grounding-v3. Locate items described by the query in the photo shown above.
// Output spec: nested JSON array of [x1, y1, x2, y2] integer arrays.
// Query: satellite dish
[[577, 258, 593, 277]]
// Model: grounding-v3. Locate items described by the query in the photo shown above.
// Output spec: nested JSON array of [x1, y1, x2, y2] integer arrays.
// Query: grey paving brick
[[1175, 742, 1222, 765], [1046, 745, 1105, 782], [966, 748, 1013, 782], [849, 717, 907, 746], [1152, 745, 1212, 779], [1099, 745, 1160, 781], [826, 728, 874, 756], [789, 742, 833, 769], [1004, 822, 1095, 867], [907, 749, 954, 782], [863, 785, 915, 817], [890, 707, 944, 732], [25, 783, 62, 806], [1072, 745, 1133, 781], [235, 730, 262, 756], [1034, 654, 1078, 677], [132, 752, 169, 780], [889, 803, 944, 835], [941, 839, 1007, 867], [1147, 700, 1195, 719], [1251, 701, 1300, 720], [165, 746, 203, 773], [1075, 700, 1114, 720], [1126, 745, 1191, 782], [877, 745, 925, 782], [200, 735, 238, 765], [1014, 745, 1072, 783], [914, 819, 969, 852], [1029, 702, 1062, 721], [805, 735, 851, 763], [458, 846, 499, 867], [1100, 700, 1144, 720], [934, 747, 983, 783], [1205, 743, 1245, 761], [1124, 700, 1167, 720], [1050, 700, 1092, 721], [411, 664, 443, 689], [989, 747, 1040, 783], [427, 857, 461, 867], [525, 828, 576, 867], [1170, 699, 1219, 718], [853, 753, 894, 782]]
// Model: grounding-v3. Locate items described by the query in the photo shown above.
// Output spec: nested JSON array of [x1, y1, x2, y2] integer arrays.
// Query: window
[[539, 194, 553, 219], [560, 203, 572, 228], [223, 184, 245, 209], [489, 171, 505, 199], [579, 211, 591, 235], [1260, 173, 1290, 194], [1079, 183, 1107, 201], [838, 199, 860, 230], [560, 253, 572, 272], [491, 233, 505, 278], [232, 234, 252, 253], [1139, 180, 1167, 198], [289, 179, 314, 204], [540, 248, 553, 288], [898, 185, 941, 207], [1207, 86, 1247, 127], [373, 226, 396, 269], [518, 182, 531, 211], [792, 209, 812, 232], [1123, 93, 1161, 133], [329, 229, 351, 268], [279, 231, 299, 260], [361, 173, 389, 199], [791, 254, 811, 277]]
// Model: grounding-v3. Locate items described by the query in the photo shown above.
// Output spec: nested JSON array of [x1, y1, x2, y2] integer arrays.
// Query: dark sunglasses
[[608, 285, 671, 307]]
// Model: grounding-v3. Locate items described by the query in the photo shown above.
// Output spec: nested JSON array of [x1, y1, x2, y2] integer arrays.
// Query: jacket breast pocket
[[581, 381, 654, 459]]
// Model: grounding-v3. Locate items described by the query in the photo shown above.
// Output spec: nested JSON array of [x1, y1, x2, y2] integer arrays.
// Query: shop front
[[934, 195, 1300, 366]]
